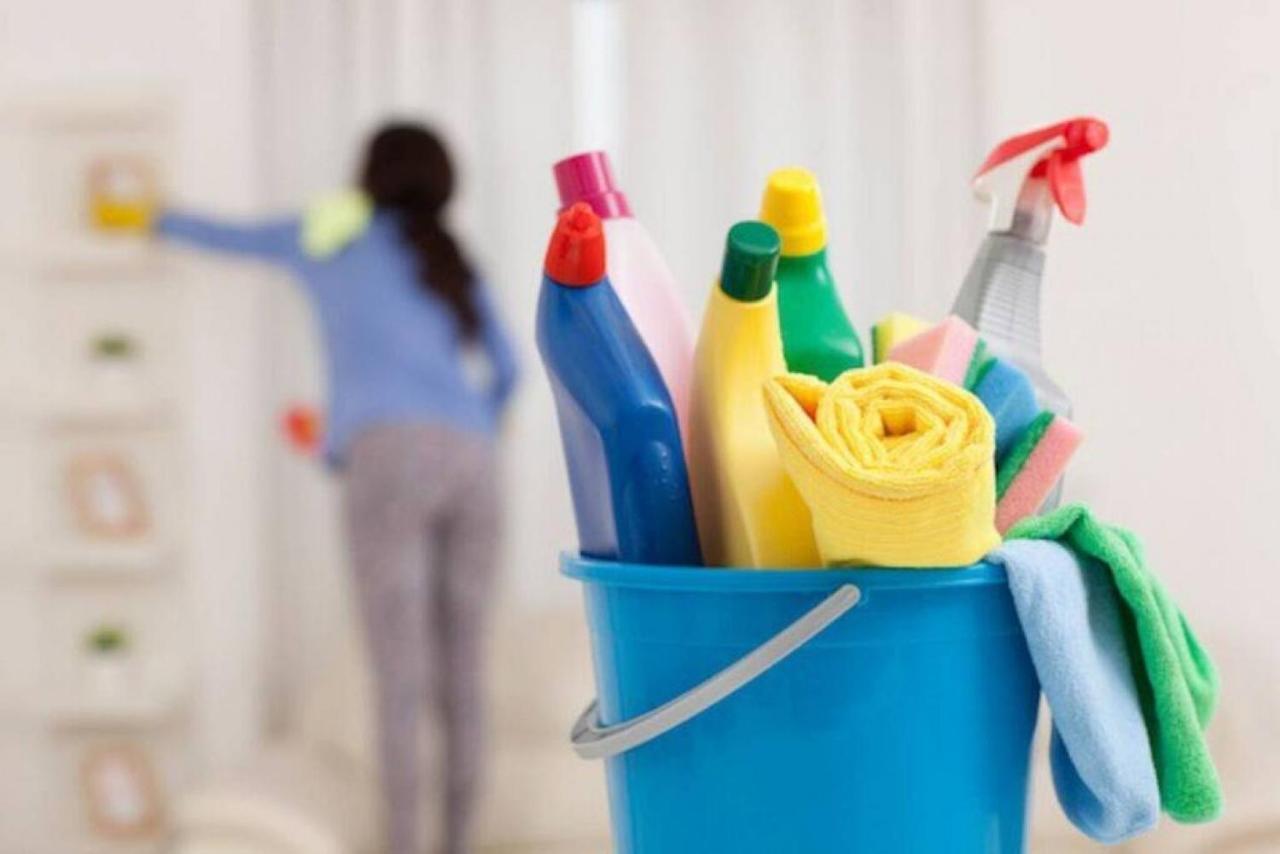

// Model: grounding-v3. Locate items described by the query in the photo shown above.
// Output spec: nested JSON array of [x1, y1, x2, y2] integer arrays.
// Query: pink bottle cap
[[553, 151, 632, 219]]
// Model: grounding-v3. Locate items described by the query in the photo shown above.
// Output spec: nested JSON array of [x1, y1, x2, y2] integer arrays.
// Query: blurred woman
[[155, 123, 518, 854]]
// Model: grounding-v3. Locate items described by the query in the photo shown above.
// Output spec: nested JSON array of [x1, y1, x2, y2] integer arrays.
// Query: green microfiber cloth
[[1007, 504, 1222, 823]]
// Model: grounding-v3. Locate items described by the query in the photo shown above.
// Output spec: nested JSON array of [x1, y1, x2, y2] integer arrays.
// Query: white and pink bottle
[[553, 151, 694, 435]]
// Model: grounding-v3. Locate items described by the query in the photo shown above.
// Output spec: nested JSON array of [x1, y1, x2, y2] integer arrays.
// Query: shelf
[[41, 397, 176, 431], [1, 91, 189, 853], [0, 390, 176, 430], [42, 541, 173, 581], [14, 238, 170, 281], [44, 690, 182, 732]]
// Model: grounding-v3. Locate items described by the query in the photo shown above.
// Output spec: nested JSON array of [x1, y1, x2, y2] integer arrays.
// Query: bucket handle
[[570, 583, 861, 760]]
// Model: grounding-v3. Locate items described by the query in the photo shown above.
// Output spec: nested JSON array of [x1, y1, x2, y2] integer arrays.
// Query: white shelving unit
[[0, 96, 192, 853], [42, 541, 175, 582]]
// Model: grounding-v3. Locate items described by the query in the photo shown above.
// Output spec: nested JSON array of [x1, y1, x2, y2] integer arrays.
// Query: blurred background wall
[[0, 1, 1276, 852]]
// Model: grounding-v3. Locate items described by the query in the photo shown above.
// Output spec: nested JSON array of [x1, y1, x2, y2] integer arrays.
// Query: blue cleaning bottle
[[536, 202, 702, 566]]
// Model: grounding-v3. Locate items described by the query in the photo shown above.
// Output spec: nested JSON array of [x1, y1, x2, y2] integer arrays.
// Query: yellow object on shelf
[[687, 221, 820, 568], [91, 200, 153, 231], [763, 363, 1000, 567], [88, 156, 157, 233]]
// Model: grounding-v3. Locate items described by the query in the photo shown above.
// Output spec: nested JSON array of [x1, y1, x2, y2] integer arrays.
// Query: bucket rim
[[560, 553, 1006, 593]]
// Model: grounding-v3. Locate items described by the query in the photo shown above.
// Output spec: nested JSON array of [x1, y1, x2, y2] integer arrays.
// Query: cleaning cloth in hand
[[301, 189, 372, 259], [991, 539, 1158, 842], [763, 363, 1000, 567], [1008, 505, 1222, 822]]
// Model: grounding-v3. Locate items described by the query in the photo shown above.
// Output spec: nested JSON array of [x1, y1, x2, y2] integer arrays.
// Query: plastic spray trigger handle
[[974, 117, 1108, 226]]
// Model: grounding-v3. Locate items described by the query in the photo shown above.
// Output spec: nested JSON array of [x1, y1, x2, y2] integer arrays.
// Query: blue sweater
[[157, 210, 519, 465]]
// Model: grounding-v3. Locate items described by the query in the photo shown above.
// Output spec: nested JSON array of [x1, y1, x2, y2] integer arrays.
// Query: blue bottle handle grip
[[570, 584, 862, 760]]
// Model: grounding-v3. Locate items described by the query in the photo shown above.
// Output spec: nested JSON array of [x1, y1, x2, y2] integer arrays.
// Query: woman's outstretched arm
[[155, 210, 302, 267]]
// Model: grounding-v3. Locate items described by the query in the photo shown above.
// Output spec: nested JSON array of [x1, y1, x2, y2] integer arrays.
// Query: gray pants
[[344, 424, 500, 854]]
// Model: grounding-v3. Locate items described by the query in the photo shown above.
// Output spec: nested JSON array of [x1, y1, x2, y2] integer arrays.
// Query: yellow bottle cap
[[758, 167, 827, 257]]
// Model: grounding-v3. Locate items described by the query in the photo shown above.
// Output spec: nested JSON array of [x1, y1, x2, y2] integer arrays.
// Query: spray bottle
[[951, 117, 1108, 418]]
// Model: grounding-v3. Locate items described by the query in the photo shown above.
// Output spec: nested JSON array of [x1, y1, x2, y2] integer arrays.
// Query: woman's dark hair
[[360, 122, 480, 338]]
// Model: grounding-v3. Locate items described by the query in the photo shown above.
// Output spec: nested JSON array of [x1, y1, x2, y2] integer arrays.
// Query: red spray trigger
[[976, 118, 1108, 225], [1044, 152, 1085, 224]]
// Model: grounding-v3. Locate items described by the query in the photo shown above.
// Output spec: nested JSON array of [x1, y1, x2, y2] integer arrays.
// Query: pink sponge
[[887, 315, 979, 387], [995, 412, 1084, 533]]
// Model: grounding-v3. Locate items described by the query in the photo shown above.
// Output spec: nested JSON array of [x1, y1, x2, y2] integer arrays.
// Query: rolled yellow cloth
[[763, 363, 1000, 567]]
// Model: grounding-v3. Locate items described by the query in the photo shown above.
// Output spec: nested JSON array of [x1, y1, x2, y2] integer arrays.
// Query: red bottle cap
[[544, 202, 606, 287], [553, 151, 633, 219], [975, 117, 1108, 224]]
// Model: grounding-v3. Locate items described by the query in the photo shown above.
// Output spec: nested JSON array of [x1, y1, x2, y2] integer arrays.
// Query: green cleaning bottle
[[758, 167, 864, 380]]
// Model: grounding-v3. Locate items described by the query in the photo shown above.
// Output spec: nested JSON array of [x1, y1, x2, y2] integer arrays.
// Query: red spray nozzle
[[975, 117, 1108, 225], [544, 202, 606, 286]]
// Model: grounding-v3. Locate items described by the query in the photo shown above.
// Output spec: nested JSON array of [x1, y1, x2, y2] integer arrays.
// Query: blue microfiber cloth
[[974, 358, 1039, 460], [991, 539, 1159, 843]]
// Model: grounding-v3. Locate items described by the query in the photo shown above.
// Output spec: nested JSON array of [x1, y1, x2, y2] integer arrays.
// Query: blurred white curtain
[[250, 0, 985, 722], [617, 0, 985, 323]]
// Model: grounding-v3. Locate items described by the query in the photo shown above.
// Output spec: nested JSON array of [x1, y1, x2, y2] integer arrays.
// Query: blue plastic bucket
[[562, 556, 1041, 854]]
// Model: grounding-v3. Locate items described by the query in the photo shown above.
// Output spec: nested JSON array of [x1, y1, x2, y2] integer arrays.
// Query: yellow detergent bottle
[[687, 221, 820, 568]]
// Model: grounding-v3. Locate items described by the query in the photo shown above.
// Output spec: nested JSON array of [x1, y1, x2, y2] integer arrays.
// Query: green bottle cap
[[720, 221, 780, 302]]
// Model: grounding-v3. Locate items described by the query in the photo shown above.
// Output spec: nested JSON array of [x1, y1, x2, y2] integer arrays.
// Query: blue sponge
[[974, 358, 1039, 460]]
